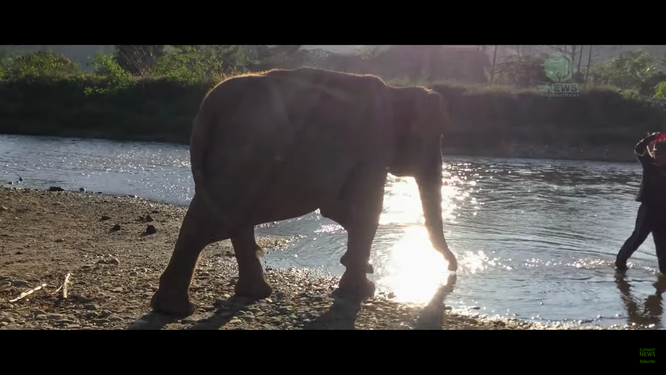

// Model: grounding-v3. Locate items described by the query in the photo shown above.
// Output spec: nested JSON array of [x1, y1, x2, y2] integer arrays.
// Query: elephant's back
[[193, 68, 393, 211]]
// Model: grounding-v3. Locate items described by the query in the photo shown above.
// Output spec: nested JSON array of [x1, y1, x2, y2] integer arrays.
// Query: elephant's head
[[387, 86, 457, 271], [388, 86, 448, 176]]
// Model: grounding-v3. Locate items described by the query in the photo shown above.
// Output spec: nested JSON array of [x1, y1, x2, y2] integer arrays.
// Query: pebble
[[229, 318, 242, 324], [47, 314, 64, 320], [100, 216, 111, 221], [0, 316, 14, 323], [12, 280, 28, 287], [0, 322, 8, 327], [84, 303, 99, 310], [97, 257, 120, 265], [0, 206, 7, 211]]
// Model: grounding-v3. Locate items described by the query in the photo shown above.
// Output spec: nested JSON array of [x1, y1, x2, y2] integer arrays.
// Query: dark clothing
[[616, 133, 666, 274], [616, 203, 666, 273], [634, 134, 666, 205]]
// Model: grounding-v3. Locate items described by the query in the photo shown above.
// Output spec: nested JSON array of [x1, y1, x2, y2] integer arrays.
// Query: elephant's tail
[[189, 108, 231, 226], [189, 111, 208, 194]]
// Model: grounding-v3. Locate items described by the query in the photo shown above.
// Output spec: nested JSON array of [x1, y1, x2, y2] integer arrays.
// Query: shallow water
[[1, 134, 663, 329]]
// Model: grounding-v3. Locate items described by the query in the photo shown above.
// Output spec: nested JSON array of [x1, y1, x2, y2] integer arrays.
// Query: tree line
[[1, 45, 666, 99]]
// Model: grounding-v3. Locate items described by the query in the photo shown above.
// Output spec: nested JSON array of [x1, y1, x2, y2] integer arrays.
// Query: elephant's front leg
[[151, 195, 228, 317], [334, 171, 386, 300], [231, 227, 273, 299], [321, 205, 374, 274]]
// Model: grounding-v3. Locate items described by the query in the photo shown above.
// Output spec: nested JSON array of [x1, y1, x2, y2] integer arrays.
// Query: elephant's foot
[[150, 289, 195, 317], [335, 271, 376, 300], [234, 277, 273, 300]]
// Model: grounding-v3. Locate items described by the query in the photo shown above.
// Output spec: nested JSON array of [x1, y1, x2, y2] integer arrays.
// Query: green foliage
[[0, 51, 10, 78], [83, 53, 135, 95], [0, 51, 83, 81], [152, 46, 246, 84], [590, 50, 660, 94], [655, 81, 666, 99]]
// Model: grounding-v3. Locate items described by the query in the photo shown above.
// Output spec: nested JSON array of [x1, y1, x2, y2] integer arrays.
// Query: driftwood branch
[[9, 283, 48, 303], [61, 272, 72, 299], [51, 285, 63, 296]]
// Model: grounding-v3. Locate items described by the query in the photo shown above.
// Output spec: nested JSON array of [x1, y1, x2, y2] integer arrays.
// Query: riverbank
[[1, 76, 665, 163], [0, 185, 652, 330]]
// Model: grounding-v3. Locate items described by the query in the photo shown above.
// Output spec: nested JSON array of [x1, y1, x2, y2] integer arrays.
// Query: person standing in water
[[615, 133, 666, 274], [615, 132, 666, 274]]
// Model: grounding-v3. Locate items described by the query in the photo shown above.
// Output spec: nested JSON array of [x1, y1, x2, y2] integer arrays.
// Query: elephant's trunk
[[415, 149, 458, 271]]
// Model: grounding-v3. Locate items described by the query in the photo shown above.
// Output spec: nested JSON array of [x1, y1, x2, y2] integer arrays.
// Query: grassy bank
[[1, 75, 665, 162]]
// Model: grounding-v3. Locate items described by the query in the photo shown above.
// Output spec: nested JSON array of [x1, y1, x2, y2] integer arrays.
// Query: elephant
[[150, 67, 459, 317]]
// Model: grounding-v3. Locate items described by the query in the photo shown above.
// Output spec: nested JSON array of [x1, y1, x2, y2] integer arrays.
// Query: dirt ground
[[0, 185, 649, 330]]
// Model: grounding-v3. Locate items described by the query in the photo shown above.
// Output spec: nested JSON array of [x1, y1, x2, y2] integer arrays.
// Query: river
[[1, 134, 663, 329]]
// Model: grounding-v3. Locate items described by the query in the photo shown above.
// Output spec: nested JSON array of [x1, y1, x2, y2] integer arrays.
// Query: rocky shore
[[0, 185, 649, 330]]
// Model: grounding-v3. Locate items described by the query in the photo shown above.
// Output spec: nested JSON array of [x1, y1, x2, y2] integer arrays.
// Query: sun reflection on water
[[374, 225, 452, 304], [373, 169, 470, 304], [380, 174, 461, 226]]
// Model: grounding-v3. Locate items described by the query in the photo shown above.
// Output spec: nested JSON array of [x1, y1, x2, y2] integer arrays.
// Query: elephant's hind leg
[[231, 227, 273, 299], [151, 194, 231, 317]]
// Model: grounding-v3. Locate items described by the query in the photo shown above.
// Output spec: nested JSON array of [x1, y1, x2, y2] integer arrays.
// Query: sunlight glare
[[380, 174, 459, 226], [374, 225, 452, 304]]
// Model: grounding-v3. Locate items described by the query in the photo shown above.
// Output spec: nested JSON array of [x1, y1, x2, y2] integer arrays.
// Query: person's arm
[[635, 132, 659, 164]]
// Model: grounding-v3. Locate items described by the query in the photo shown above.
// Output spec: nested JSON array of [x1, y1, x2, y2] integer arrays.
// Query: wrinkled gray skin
[[150, 67, 458, 317]]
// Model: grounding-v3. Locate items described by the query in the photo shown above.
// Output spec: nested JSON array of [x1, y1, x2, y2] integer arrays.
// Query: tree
[[114, 45, 166, 75], [591, 50, 659, 92], [585, 45, 593, 84], [492, 55, 548, 87], [490, 45, 498, 82], [241, 45, 302, 70]]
